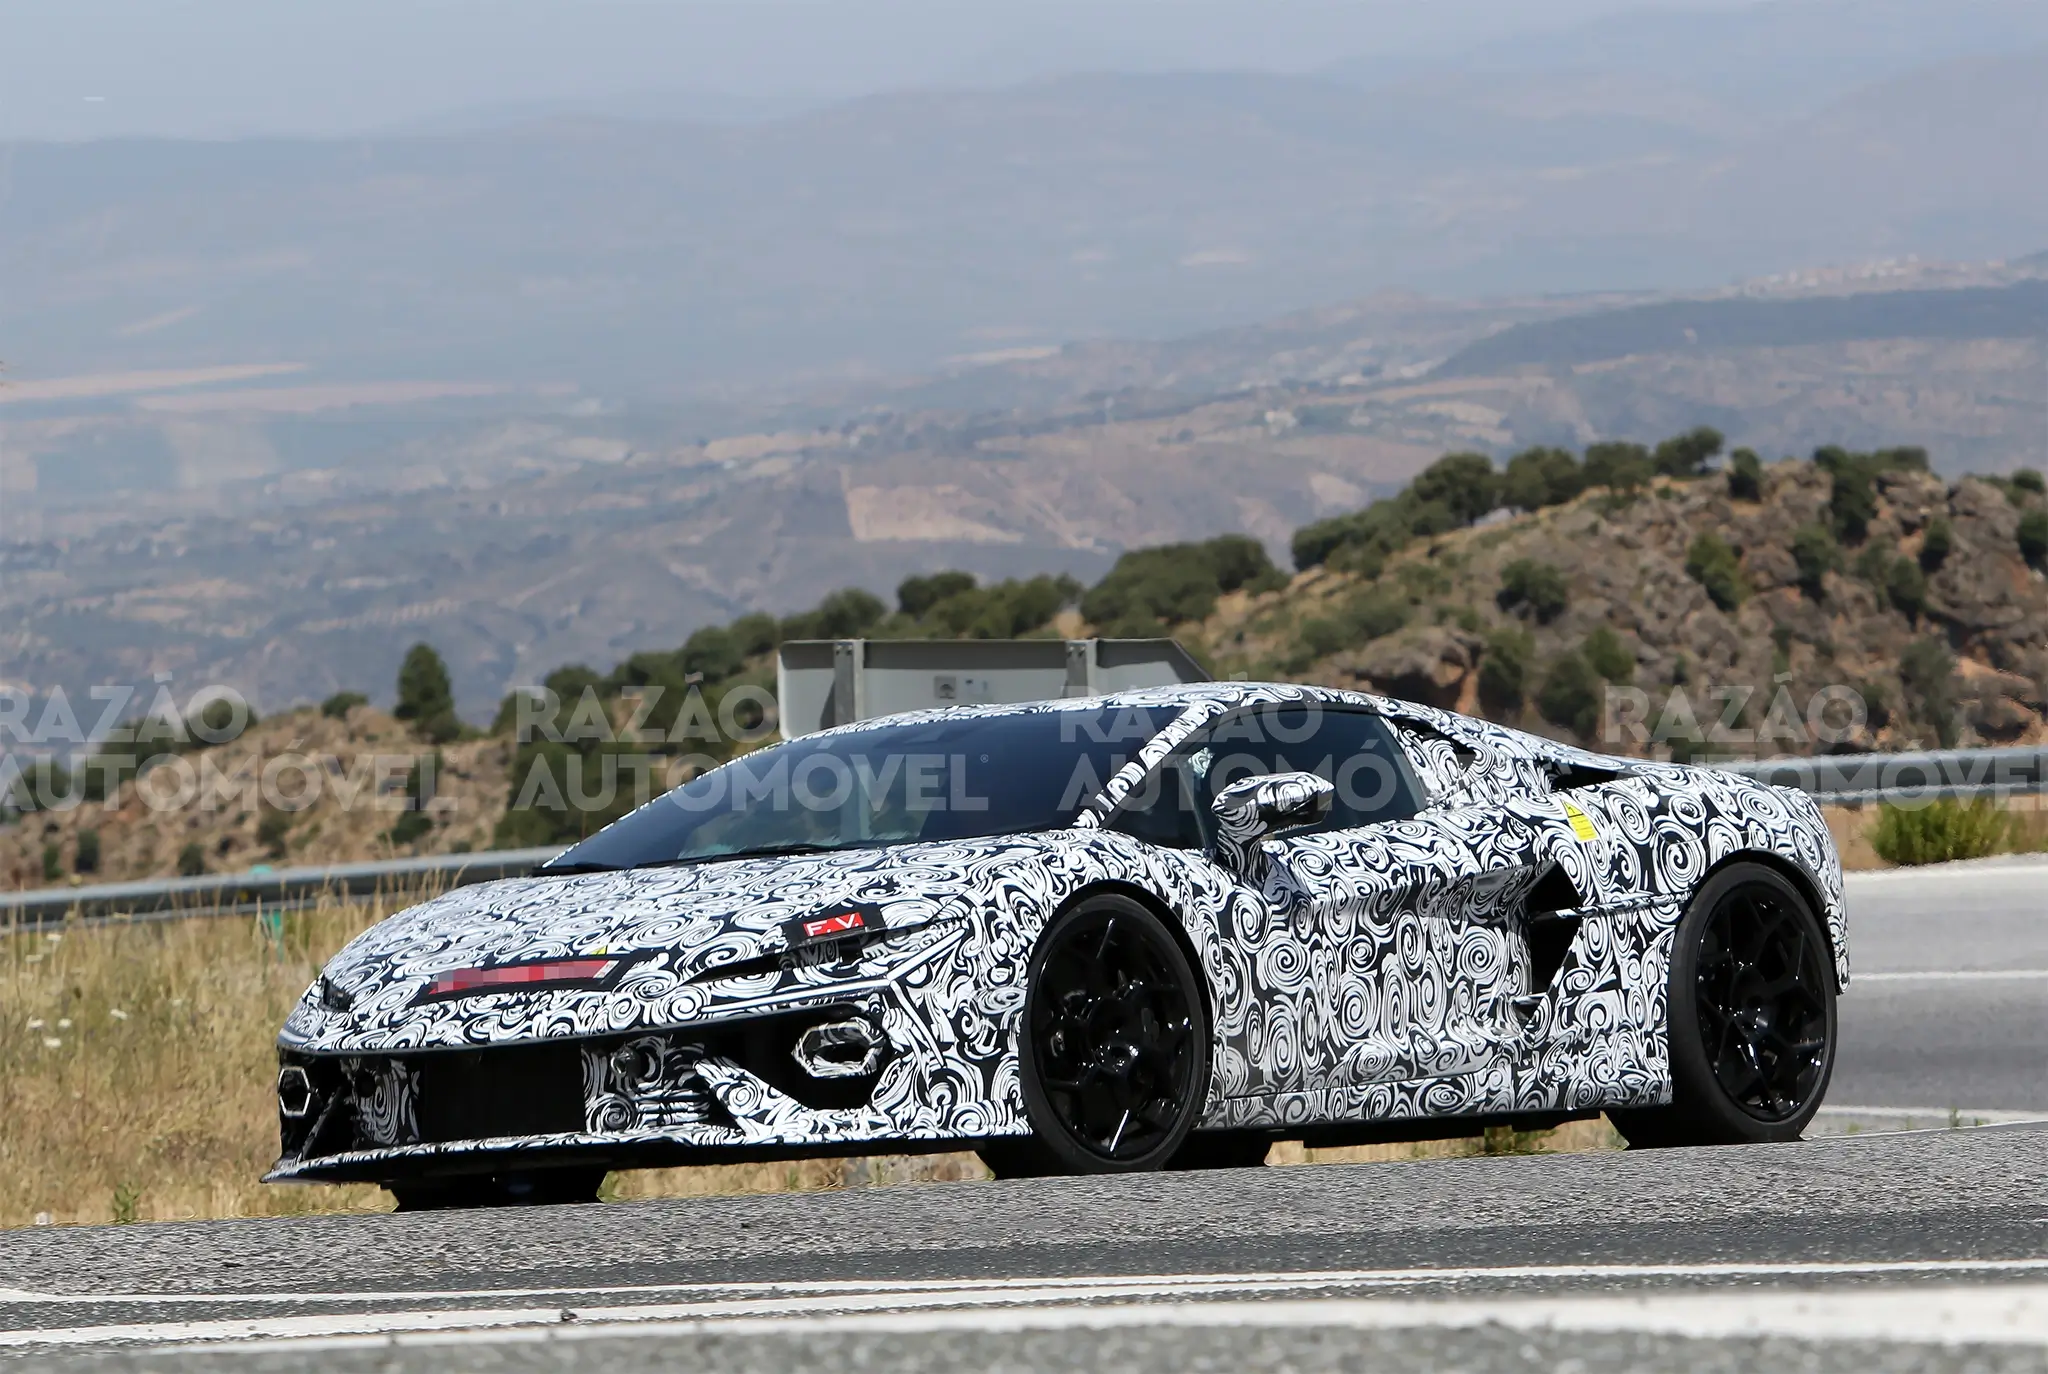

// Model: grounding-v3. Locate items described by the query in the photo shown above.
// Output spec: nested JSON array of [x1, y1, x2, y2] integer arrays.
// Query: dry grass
[[1825, 796, 2048, 871], [0, 896, 391, 1228], [1, 896, 1618, 1232]]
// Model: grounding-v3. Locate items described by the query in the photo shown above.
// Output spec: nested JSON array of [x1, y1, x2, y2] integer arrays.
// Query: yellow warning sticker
[[1561, 800, 1598, 842]]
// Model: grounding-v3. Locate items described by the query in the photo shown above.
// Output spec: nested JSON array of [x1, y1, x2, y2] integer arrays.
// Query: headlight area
[[275, 1003, 895, 1164]]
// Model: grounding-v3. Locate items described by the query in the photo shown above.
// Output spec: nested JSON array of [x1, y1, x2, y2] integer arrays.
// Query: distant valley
[[2, 259, 2045, 718], [5, 7, 2048, 720]]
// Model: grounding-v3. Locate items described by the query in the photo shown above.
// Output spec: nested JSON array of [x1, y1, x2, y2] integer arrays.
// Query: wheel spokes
[[1032, 912, 1198, 1159], [1695, 884, 1830, 1123]]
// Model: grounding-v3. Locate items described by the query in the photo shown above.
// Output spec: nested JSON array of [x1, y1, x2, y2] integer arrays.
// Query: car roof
[[808, 681, 1393, 737]]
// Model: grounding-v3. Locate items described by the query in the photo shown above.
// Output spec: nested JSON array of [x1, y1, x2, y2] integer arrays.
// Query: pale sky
[[1, 0, 1768, 139]]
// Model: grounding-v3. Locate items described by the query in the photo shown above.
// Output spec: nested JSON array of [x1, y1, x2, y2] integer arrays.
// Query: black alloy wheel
[[984, 894, 1209, 1176], [1612, 862, 1836, 1148]]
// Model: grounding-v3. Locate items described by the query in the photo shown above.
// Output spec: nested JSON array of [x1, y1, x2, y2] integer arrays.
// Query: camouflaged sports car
[[270, 683, 1845, 1207]]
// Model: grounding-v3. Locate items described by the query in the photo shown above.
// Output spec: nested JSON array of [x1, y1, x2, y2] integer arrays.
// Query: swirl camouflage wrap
[[267, 682, 1848, 1184]]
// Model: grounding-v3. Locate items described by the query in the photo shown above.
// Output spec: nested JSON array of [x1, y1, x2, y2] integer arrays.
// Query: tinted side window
[[1107, 758, 1204, 849], [1186, 704, 1420, 833]]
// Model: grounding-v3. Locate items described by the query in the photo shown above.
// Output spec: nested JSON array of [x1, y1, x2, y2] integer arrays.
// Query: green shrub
[[1899, 636, 1959, 746], [1815, 444, 1923, 543], [1537, 651, 1605, 739], [1294, 492, 1447, 572], [1084, 535, 1280, 632], [1684, 532, 1748, 611], [386, 754, 441, 848], [1830, 476, 1875, 543], [1884, 557, 1928, 619], [319, 691, 368, 720], [789, 587, 887, 640], [728, 612, 778, 658], [2012, 467, 2045, 495], [74, 830, 100, 876], [1478, 628, 1534, 714], [1501, 447, 1585, 511], [1409, 452, 1501, 525], [1297, 617, 1348, 662], [1871, 798, 2011, 866], [914, 574, 1080, 639], [1583, 441, 1653, 498], [678, 625, 745, 681], [897, 570, 977, 618], [1293, 590, 1408, 663], [1583, 626, 1636, 683], [1919, 516, 1952, 571], [2019, 509, 2048, 569], [1791, 523, 1840, 597], [1653, 426, 1724, 478], [1345, 591, 1409, 642], [1727, 448, 1763, 501], [256, 808, 292, 861], [1496, 559, 1569, 623], [387, 811, 433, 847], [394, 642, 462, 743], [176, 842, 205, 877]]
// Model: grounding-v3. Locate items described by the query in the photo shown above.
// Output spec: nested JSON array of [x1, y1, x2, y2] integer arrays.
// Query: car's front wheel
[[980, 894, 1210, 1177], [1612, 862, 1837, 1149]]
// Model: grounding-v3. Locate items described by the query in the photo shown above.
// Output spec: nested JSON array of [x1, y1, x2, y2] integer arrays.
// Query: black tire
[[1612, 862, 1837, 1149], [387, 1167, 606, 1211], [1002, 893, 1211, 1175]]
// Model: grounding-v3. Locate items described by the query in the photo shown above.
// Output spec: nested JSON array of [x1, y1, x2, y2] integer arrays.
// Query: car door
[[1105, 732, 1324, 1108], [1191, 706, 1550, 1118], [1318, 799, 1553, 1113], [1158, 701, 1466, 1109]]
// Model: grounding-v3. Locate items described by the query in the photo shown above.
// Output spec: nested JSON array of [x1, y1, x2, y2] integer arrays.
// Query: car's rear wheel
[[980, 894, 1210, 1177], [1612, 862, 1836, 1149], [386, 1167, 606, 1211]]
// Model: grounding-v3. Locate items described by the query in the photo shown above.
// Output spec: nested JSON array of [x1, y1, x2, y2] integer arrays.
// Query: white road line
[[1855, 970, 2048, 982], [1846, 859, 2048, 884], [14, 1261, 2048, 1348], [19, 1284, 2048, 1354], [14, 1258, 2048, 1308], [1814, 1106, 2048, 1122]]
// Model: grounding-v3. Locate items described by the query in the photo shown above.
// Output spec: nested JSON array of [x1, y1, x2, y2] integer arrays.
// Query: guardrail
[[1716, 744, 2048, 805], [0, 847, 560, 929], [5, 745, 2042, 928]]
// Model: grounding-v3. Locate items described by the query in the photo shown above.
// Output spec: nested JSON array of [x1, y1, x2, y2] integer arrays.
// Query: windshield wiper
[[531, 861, 621, 876], [632, 841, 845, 870]]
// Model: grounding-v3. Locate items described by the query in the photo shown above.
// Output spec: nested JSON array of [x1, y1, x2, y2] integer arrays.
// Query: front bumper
[[265, 1001, 985, 1184]]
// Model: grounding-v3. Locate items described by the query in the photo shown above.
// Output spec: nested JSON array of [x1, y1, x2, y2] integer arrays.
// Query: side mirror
[[1210, 771, 1335, 878]]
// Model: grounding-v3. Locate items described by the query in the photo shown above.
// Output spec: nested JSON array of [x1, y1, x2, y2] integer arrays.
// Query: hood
[[280, 837, 1069, 1052]]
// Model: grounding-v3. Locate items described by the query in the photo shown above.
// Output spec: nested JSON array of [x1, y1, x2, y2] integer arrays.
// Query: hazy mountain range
[[3, 0, 2048, 719], [6, 11, 2048, 396]]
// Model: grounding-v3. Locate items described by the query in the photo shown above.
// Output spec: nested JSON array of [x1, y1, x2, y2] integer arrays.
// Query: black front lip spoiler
[[267, 1132, 988, 1186]]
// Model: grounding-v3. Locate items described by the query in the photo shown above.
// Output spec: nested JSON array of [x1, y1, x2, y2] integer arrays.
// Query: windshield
[[543, 705, 1177, 871]]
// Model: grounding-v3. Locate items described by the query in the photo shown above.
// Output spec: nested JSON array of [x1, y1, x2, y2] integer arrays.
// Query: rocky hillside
[[0, 706, 512, 890], [9, 433, 2043, 885], [1197, 450, 2048, 756]]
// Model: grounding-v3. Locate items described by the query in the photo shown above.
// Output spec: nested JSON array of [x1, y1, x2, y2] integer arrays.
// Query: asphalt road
[[1828, 859, 2048, 1122], [0, 859, 2041, 1370], [6, 1127, 2048, 1369]]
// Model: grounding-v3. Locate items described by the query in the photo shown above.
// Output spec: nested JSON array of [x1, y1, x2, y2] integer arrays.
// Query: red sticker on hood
[[785, 906, 887, 946]]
